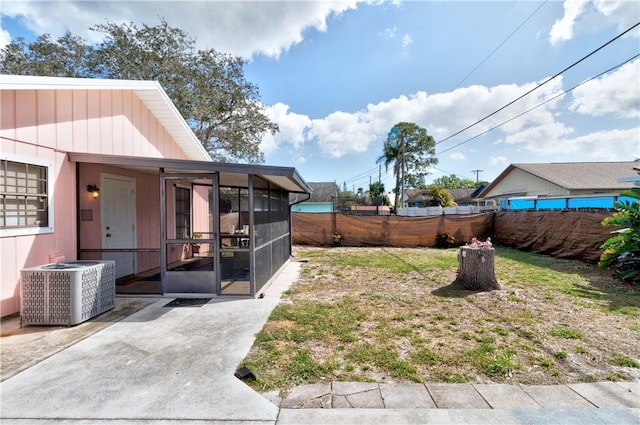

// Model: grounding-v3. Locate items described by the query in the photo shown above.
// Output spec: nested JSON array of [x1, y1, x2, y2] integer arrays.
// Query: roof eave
[[0, 75, 211, 163], [67, 152, 311, 194]]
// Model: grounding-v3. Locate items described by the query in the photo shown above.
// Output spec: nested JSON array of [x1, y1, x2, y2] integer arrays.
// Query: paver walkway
[[269, 380, 639, 409]]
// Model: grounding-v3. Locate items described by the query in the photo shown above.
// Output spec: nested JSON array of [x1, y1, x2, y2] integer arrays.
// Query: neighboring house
[[350, 205, 391, 216], [405, 188, 477, 207], [291, 182, 337, 213], [398, 186, 497, 216], [1, 75, 310, 317], [476, 161, 638, 209]]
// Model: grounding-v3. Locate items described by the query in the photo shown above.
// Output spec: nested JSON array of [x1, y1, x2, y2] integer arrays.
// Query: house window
[[175, 186, 191, 239], [1, 158, 52, 235]]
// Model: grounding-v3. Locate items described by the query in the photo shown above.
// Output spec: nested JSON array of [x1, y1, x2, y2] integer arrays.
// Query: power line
[[340, 19, 638, 187], [437, 53, 640, 156], [436, 21, 640, 147], [453, 0, 549, 89], [343, 165, 380, 183], [429, 166, 476, 181]]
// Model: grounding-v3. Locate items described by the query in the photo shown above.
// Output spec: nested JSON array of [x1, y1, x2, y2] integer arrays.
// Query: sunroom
[[73, 153, 311, 297]]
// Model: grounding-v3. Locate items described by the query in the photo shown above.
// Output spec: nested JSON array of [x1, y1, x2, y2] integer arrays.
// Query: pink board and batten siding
[[1, 87, 193, 316]]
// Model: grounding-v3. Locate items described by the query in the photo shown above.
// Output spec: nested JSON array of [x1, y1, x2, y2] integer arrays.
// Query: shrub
[[435, 233, 455, 248], [600, 187, 640, 286]]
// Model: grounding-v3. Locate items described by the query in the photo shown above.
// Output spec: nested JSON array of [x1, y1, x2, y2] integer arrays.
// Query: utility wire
[[341, 17, 637, 187], [436, 21, 640, 146], [437, 53, 640, 156], [453, 0, 549, 89], [340, 1, 549, 189], [343, 165, 381, 184], [429, 166, 476, 181]]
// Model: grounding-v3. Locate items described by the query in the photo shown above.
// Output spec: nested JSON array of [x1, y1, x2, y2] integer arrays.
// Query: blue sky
[[1, 1, 639, 192]]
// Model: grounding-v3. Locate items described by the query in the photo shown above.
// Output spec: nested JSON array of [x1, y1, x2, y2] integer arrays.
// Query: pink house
[[1, 75, 310, 317]]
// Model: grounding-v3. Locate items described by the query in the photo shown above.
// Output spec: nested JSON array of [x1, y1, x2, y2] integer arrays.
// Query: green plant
[[426, 185, 455, 207], [551, 327, 583, 340], [435, 233, 455, 248], [555, 351, 568, 360], [492, 326, 508, 336], [600, 187, 640, 285], [574, 345, 589, 354], [434, 371, 473, 383], [191, 232, 202, 253], [610, 355, 640, 368], [533, 356, 555, 368], [480, 349, 521, 377]]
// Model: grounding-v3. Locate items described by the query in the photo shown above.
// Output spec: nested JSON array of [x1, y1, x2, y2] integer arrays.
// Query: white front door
[[101, 174, 136, 278]]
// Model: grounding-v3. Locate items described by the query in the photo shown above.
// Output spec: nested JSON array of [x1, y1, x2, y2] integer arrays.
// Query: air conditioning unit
[[20, 260, 115, 326]]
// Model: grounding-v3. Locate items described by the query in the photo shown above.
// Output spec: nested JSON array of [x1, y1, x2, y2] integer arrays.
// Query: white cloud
[[591, 0, 640, 34], [549, 0, 640, 45], [524, 127, 639, 160], [549, 0, 589, 45], [0, 26, 10, 49], [380, 26, 397, 39], [449, 152, 466, 160], [503, 121, 575, 150], [570, 58, 640, 119], [0, 0, 365, 58], [266, 77, 570, 159], [402, 33, 412, 49], [489, 156, 507, 166], [308, 110, 381, 158], [260, 103, 312, 155]]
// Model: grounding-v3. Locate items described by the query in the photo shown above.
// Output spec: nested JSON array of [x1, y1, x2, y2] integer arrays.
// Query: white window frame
[[0, 153, 54, 238]]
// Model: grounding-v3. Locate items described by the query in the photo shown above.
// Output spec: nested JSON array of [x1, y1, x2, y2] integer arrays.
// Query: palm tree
[[377, 132, 402, 208], [376, 122, 438, 209]]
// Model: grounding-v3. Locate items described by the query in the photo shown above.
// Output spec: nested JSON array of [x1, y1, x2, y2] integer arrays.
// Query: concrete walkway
[[1, 260, 639, 424], [272, 381, 639, 424]]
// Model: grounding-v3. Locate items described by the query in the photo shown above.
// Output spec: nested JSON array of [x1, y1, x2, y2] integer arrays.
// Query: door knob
[[106, 233, 112, 237]]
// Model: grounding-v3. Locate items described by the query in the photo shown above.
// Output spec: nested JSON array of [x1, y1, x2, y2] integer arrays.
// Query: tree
[[432, 174, 479, 189], [336, 190, 356, 210], [600, 186, 640, 285], [0, 33, 90, 77], [376, 122, 438, 208], [426, 185, 456, 207], [368, 181, 389, 206], [0, 20, 277, 164]]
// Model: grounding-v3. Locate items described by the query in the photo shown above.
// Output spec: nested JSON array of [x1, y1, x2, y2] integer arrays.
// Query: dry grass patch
[[241, 246, 640, 392]]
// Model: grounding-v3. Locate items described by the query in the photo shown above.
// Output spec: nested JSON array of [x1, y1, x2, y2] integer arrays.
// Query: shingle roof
[[478, 161, 639, 198], [515, 162, 638, 190], [307, 182, 339, 202]]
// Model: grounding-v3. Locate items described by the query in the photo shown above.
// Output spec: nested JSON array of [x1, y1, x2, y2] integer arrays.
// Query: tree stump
[[454, 247, 500, 291]]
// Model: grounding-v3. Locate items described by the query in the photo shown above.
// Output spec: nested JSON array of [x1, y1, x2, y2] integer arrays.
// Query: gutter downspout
[[288, 192, 312, 255]]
